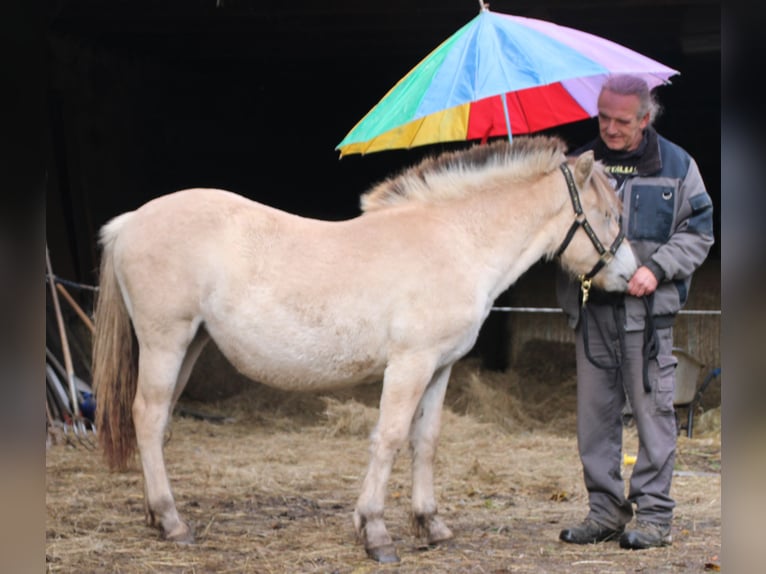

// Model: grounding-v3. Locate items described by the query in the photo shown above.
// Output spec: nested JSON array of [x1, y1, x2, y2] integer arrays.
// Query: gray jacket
[[557, 128, 715, 331]]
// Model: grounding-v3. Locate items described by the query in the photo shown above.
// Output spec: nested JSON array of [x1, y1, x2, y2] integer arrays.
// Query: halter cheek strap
[[554, 162, 626, 285]]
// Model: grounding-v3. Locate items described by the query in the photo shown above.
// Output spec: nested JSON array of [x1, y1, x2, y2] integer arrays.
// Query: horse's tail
[[92, 213, 138, 472]]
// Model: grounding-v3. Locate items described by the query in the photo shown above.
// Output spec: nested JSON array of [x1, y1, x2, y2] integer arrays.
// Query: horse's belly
[[236, 357, 385, 392], [213, 334, 387, 392]]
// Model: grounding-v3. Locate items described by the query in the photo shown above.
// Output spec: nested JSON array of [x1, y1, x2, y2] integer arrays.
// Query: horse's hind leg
[[133, 333, 196, 543], [169, 328, 210, 415], [143, 328, 209, 527], [409, 365, 454, 545]]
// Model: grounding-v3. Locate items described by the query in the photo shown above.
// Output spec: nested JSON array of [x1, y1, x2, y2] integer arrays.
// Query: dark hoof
[[169, 534, 195, 546], [366, 544, 400, 563], [428, 532, 454, 546], [163, 524, 195, 545]]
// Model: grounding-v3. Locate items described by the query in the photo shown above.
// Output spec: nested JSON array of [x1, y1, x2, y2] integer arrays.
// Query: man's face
[[596, 89, 650, 152]]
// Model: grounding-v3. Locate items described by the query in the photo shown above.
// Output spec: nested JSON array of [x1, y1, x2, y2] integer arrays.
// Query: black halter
[[554, 161, 626, 285]]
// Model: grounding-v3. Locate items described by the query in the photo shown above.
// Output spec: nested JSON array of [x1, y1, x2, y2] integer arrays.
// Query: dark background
[[45, 0, 721, 286]]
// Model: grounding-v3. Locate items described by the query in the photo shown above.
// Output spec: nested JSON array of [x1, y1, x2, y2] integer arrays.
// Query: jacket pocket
[[629, 184, 676, 242]]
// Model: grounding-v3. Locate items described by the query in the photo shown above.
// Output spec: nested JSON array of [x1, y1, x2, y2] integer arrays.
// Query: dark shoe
[[559, 518, 624, 544], [619, 520, 672, 549]]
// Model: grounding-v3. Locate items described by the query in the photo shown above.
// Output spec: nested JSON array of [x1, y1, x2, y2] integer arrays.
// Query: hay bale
[[320, 397, 378, 438]]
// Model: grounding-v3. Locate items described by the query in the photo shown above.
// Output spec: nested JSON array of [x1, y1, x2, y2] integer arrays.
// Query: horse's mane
[[588, 158, 623, 217], [360, 135, 569, 212]]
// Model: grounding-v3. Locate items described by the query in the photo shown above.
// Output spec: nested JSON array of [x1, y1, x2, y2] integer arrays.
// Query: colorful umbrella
[[336, 4, 679, 157]]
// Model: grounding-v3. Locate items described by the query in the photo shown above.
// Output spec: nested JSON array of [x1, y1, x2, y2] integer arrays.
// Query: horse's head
[[554, 150, 637, 292]]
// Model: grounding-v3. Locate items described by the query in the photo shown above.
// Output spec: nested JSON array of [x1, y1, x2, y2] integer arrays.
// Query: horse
[[92, 135, 637, 563]]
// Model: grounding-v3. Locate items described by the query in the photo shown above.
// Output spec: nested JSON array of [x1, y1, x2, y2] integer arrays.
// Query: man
[[556, 74, 714, 550]]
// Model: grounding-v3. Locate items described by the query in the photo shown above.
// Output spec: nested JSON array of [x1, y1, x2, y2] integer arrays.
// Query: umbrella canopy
[[336, 6, 679, 157]]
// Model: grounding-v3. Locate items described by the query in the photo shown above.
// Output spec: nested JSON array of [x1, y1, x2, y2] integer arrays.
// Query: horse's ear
[[573, 150, 595, 188]]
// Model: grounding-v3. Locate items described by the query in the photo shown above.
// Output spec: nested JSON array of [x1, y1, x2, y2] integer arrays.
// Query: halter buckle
[[580, 277, 592, 307]]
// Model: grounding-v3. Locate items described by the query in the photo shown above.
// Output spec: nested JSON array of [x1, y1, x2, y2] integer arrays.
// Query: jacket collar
[[589, 127, 662, 177]]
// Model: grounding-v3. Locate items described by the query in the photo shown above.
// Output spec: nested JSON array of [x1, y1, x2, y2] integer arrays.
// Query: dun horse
[[92, 135, 637, 563]]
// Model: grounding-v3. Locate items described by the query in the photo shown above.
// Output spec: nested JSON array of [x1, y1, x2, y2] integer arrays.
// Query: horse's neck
[[454, 174, 570, 301]]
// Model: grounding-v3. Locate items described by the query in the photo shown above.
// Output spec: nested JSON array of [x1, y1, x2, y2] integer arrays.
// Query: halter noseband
[[554, 162, 626, 295]]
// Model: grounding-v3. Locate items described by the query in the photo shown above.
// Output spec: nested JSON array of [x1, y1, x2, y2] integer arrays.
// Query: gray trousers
[[574, 302, 678, 528]]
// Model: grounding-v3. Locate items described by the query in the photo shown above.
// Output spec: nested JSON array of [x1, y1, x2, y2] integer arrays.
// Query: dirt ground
[[46, 359, 721, 573]]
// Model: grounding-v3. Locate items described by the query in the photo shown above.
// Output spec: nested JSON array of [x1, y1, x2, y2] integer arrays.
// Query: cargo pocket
[[654, 352, 678, 415]]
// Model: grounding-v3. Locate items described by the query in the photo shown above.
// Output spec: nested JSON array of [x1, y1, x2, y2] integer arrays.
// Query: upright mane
[[360, 135, 569, 212], [588, 157, 624, 218]]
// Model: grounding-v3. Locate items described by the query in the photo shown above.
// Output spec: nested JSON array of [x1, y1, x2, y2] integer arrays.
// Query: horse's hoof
[[428, 533, 453, 546], [414, 513, 454, 545], [170, 534, 195, 545], [428, 526, 454, 545], [164, 524, 195, 545], [366, 544, 400, 563]]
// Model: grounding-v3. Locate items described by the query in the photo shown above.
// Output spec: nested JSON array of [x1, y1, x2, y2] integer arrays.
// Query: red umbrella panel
[[468, 82, 593, 141]]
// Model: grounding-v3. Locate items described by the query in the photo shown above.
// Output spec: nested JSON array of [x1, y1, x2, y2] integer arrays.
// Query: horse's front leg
[[133, 347, 194, 544], [354, 356, 434, 563], [410, 365, 454, 545]]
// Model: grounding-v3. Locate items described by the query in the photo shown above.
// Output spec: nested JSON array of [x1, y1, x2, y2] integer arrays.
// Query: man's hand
[[627, 266, 659, 297]]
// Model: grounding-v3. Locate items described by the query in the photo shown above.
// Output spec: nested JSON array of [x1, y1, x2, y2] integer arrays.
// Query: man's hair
[[601, 74, 662, 125]]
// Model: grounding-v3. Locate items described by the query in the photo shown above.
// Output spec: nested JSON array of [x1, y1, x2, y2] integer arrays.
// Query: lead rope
[[641, 293, 659, 393], [579, 278, 625, 371], [579, 279, 657, 393]]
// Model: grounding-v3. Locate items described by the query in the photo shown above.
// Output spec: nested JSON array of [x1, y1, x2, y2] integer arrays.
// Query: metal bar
[[490, 306, 721, 315]]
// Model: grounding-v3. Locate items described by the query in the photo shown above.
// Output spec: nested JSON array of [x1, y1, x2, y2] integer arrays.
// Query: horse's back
[[120, 188, 269, 240], [109, 188, 280, 266]]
